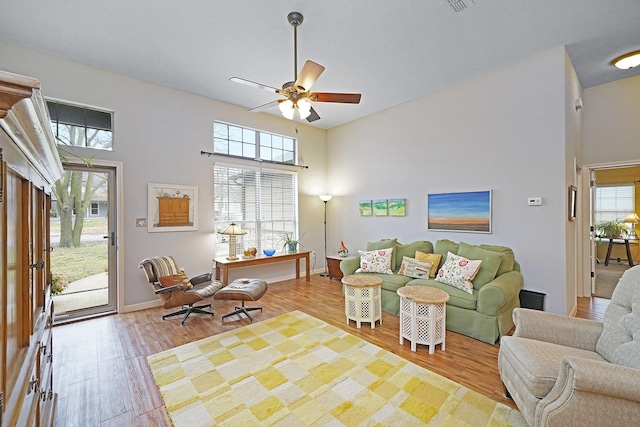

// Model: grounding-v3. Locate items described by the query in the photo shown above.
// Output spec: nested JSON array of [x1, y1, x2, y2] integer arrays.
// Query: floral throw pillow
[[398, 256, 433, 279], [434, 252, 482, 294], [159, 271, 193, 290], [355, 248, 394, 274]]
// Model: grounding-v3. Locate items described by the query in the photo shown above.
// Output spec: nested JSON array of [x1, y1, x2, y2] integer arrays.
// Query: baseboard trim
[[121, 299, 163, 313], [569, 303, 578, 317]]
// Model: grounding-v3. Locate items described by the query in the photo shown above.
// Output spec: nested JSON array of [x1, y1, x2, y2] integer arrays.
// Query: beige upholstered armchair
[[498, 265, 640, 426], [140, 256, 223, 324]]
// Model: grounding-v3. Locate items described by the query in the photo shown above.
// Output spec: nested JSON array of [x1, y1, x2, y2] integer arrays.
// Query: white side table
[[342, 274, 383, 329], [397, 286, 450, 354]]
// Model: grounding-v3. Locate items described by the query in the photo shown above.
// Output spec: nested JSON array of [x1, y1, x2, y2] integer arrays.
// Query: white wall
[[564, 50, 583, 313], [582, 75, 640, 165], [326, 47, 572, 314], [0, 40, 328, 310]]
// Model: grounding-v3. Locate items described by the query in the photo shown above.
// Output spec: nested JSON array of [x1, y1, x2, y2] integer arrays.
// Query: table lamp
[[218, 222, 246, 260], [625, 212, 639, 239]]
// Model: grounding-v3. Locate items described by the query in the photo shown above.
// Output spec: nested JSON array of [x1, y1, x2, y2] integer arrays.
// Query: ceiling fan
[[229, 11, 361, 123]]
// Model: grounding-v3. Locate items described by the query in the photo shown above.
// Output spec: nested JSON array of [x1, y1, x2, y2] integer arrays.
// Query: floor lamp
[[319, 195, 333, 277]]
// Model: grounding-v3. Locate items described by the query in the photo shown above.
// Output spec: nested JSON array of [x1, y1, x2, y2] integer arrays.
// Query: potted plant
[[50, 273, 69, 296], [280, 232, 306, 253], [595, 219, 629, 239]]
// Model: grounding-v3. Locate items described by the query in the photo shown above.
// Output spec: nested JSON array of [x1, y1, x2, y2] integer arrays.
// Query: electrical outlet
[[136, 218, 147, 227]]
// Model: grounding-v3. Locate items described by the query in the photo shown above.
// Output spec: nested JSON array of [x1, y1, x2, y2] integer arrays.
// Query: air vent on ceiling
[[441, 0, 475, 13]]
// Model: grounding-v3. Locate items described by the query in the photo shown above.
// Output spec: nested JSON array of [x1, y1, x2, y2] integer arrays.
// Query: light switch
[[528, 197, 542, 206]]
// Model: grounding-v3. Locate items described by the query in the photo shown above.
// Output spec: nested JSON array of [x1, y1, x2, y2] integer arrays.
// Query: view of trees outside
[[49, 113, 112, 309]]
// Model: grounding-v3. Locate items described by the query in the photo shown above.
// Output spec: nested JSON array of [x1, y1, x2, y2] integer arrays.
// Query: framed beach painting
[[388, 198, 406, 216], [373, 199, 388, 216], [427, 190, 492, 233], [359, 200, 373, 216], [148, 183, 198, 232]]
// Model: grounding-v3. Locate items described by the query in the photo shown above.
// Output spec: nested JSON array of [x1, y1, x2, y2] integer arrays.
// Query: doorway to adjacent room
[[588, 164, 640, 299]]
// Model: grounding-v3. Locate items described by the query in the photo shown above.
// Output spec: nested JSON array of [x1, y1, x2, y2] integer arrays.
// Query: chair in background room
[[139, 256, 223, 325]]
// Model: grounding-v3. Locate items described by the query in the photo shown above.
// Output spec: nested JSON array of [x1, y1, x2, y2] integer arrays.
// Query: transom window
[[213, 122, 295, 164], [47, 100, 113, 151]]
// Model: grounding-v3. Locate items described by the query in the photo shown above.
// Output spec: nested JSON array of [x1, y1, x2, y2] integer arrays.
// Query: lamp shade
[[319, 194, 333, 202], [218, 222, 246, 236], [625, 212, 640, 223]]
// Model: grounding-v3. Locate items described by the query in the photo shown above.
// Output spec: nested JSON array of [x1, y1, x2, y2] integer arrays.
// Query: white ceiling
[[1, 0, 639, 129]]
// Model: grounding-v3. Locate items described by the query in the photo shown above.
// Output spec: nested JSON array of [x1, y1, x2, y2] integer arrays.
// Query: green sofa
[[340, 238, 524, 344]]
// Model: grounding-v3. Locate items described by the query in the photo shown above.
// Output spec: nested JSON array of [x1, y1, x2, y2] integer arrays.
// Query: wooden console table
[[213, 250, 311, 285]]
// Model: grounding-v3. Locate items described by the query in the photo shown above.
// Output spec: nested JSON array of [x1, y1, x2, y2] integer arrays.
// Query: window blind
[[595, 185, 635, 223], [214, 163, 298, 257]]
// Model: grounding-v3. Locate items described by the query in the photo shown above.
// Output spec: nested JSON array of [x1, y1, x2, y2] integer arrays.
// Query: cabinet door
[[5, 168, 27, 394]]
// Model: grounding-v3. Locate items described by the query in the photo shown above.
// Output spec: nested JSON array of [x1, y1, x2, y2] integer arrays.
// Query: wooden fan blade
[[248, 100, 279, 113], [306, 106, 321, 123], [312, 92, 361, 104], [295, 60, 325, 91], [229, 77, 280, 93]]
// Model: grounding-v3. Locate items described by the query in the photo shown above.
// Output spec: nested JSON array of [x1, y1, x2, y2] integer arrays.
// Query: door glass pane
[[50, 169, 110, 317]]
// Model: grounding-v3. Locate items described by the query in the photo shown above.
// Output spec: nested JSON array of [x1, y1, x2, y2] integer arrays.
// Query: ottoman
[[214, 278, 268, 321]]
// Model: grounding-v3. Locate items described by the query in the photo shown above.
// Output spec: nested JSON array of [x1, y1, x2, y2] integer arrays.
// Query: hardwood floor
[[52, 276, 608, 426]]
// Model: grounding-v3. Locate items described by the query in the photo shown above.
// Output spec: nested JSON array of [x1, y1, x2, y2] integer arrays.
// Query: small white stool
[[342, 275, 383, 329], [397, 286, 449, 354]]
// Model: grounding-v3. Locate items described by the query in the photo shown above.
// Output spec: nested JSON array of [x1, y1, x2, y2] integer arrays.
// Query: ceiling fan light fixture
[[297, 106, 311, 120], [297, 98, 311, 113], [612, 50, 640, 69], [279, 99, 294, 113]]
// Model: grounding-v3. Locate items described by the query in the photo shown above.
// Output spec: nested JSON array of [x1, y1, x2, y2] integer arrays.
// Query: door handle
[[103, 232, 116, 246], [30, 260, 45, 269]]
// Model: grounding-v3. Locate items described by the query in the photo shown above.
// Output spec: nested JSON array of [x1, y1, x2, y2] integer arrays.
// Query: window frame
[[213, 161, 299, 258], [594, 184, 635, 224], [47, 98, 114, 152], [213, 121, 296, 165]]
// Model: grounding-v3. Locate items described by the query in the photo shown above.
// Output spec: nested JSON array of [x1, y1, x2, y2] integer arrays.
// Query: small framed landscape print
[[148, 183, 198, 232], [373, 199, 388, 216], [359, 200, 373, 216], [388, 198, 406, 216]]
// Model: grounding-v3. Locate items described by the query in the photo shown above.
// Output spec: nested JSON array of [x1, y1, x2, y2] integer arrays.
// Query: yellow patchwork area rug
[[147, 311, 525, 426]]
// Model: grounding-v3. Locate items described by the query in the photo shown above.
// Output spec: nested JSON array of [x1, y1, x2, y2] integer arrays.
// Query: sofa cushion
[[394, 240, 433, 271], [596, 265, 640, 369], [356, 248, 394, 274], [378, 273, 414, 293], [398, 256, 432, 279], [415, 250, 442, 277], [366, 238, 398, 270], [435, 239, 460, 261], [458, 242, 504, 290], [408, 279, 478, 310], [500, 336, 606, 398], [479, 244, 516, 275], [435, 252, 481, 294]]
